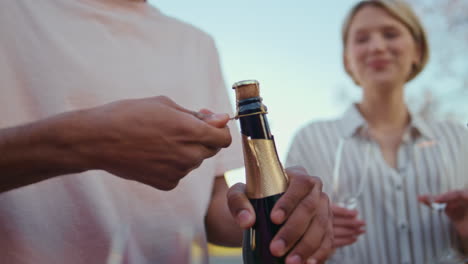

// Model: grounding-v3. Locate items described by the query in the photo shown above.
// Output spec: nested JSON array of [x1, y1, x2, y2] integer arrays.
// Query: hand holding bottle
[[227, 166, 334, 264]]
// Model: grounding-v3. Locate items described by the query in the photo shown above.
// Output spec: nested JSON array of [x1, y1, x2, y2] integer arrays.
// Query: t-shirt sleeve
[[204, 37, 243, 176]]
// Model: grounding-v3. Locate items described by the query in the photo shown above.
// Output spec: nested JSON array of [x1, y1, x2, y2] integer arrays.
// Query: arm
[[205, 175, 243, 247], [0, 110, 91, 192], [0, 96, 232, 193]]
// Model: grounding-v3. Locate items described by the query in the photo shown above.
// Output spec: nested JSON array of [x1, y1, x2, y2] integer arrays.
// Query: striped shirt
[[286, 105, 468, 264]]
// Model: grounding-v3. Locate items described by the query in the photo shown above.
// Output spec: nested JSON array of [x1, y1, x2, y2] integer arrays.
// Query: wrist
[[50, 108, 102, 173]]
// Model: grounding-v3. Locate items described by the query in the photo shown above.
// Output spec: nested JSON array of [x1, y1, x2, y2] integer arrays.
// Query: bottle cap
[[232, 80, 260, 100]]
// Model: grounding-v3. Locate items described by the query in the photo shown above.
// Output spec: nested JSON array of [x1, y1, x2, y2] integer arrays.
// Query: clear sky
[[147, 1, 465, 183], [149, 0, 363, 159]]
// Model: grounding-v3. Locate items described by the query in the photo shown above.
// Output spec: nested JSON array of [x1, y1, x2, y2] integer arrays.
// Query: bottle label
[[242, 135, 289, 198]]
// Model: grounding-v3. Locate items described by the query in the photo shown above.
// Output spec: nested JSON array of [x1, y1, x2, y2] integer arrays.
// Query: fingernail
[[198, 108, 213, 115], [237, 210, 251, 227], [192, 111, 208, 120], [270, 239, 286, 255], [307, 258, 317, 264], [286, 254, 302, 264], [209, 113, 229, 121]]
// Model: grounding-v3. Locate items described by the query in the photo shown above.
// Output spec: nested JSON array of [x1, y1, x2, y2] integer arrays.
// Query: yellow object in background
[[208, 243, 242, 257], [224, 168, 246, 187]]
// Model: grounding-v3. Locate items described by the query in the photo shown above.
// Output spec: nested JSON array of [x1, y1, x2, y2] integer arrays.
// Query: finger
[[183, 144, 221, 167], [155, 95, 195, 115], [201, 145, 222, 159], [194, 108, 230, 129], [198, 108, 214, 115], [308, 199, 335, 263], [417, 195, 433, 207], [156, 96, 229, 135], [271, 166, 322, 225], [334, 226, 364, 238], [196, 124, 232, 148], [305, 203, 336, 264], [156, 99, 231, 148], [334, 237, 359, 248], [435, 190, 468, 204], [285, 193, 332, 264], [333, 217, 366, 228], [331, 204, 358, 217], [445, 204, 467, 220], [191, 111, 208, 120], [199, 112, 230, 128], [270, 170, 323, 257], [226, 183, 255, 229], [445, 200, 466, 210]]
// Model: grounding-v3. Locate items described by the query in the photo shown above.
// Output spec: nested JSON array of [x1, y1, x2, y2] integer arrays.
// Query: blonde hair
[[342, 0, 429, 83]]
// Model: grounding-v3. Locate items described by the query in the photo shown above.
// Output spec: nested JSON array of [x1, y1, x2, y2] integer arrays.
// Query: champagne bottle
[[232, 80, 289, 264]]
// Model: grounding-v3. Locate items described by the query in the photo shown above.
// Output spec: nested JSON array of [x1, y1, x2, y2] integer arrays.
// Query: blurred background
[[149, 0, 467, 263]]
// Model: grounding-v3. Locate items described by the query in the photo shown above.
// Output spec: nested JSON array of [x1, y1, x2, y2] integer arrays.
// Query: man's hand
[[84, 96, 232, 190], [331, 205, 366, 248], [0, 96, 232, 192], [419, 189, 468, 238], [227, 166, 334, 264]]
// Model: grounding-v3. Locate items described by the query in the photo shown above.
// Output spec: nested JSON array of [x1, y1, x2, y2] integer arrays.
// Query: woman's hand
[[419, 189, 468, 238]]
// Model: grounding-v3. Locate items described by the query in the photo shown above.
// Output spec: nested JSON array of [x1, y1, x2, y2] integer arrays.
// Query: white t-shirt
[[0, 0, 243, 263]]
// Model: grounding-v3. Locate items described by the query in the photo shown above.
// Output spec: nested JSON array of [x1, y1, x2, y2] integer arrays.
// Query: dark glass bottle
[[232, 80, 289, 264]]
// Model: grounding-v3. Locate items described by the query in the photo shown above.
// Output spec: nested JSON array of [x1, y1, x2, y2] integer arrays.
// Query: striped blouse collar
[[340, 104, 435, 140]]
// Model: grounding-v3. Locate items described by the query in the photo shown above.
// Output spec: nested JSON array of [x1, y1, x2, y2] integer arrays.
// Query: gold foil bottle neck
[[242, 135, 289, 199]]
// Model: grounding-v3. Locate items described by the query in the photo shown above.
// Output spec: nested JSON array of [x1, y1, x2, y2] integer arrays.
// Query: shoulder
[[155, 11, 216, 48], [427, 118, 467, 138], [424, 118, 468, 149], [287, 118, 344, 160], [292, 118, 344, 144]]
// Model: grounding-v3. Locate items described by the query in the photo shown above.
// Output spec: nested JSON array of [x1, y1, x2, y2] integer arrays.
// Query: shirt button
[[396, 184, 403, 191], [400, 222, 407, 230], [398, 166, 406, 174]]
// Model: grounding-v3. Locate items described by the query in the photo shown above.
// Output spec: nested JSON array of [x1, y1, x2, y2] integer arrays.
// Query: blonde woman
[[286, 0, 468, 263]]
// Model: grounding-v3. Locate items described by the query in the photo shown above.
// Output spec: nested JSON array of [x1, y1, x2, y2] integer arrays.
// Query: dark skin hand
[[0, 96, 232, 192], [227, 167, 334, 264]]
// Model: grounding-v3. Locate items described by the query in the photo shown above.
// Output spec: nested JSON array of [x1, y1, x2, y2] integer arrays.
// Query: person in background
[[286, 0, 468, 263], [0, 0, 333, 263]]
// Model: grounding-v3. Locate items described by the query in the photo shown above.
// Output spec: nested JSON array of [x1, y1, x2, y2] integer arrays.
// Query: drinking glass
[[414, 139, 466, 264], [331, 137, 372, 262]]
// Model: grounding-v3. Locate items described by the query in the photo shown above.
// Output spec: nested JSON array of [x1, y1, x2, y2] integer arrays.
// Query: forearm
[[0, 110, 92, 192], [205, 176, 243, 247]]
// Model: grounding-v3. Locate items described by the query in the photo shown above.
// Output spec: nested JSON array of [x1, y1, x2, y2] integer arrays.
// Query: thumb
[[196, 109, 229, 128], [204, 113, 229, 128], [227, 183, 256, 229]]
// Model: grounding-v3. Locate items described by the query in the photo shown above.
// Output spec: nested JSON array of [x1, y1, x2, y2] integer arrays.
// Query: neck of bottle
[[236, 97, 288, 199], [237, 97, 271, 139]]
